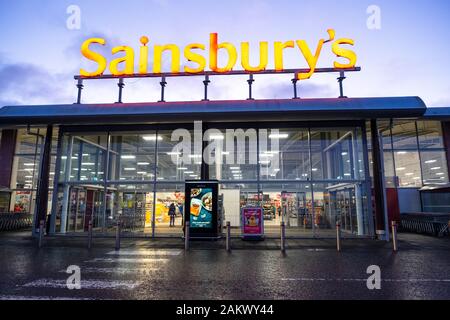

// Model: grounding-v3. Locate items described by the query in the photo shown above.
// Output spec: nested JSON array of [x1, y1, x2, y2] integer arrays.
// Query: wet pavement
[[0, 231, 449, 300]]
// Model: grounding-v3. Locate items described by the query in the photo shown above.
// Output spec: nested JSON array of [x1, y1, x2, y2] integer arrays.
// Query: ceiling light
[[121, 155, 136, 159], [124, 168, 136, 171], [425, 160, 437, 164], [137, 162, 150, 165], [142, 135, 162, 141], [209, 135, 224, 140], [431, 167, 441, 170], [269, 133, 289, 139]]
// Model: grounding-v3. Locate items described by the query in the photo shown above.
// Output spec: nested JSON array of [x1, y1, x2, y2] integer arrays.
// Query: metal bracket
[[159, 76, 167, 102], [116, 78, 125, 103], [247, 74, 255, 100], [76, 79, 84, 104], [292, 76, 300, 99], [337, 71, 347, 98], [202, 75, 210, 101]]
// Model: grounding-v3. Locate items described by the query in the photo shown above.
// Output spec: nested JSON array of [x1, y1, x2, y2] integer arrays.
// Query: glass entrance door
[[328, 185, 358, 234], [66, 186, 104, 233]]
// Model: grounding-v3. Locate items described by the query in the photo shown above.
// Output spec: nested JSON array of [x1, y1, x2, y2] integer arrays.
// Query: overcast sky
[[0, 0, 449, 107]]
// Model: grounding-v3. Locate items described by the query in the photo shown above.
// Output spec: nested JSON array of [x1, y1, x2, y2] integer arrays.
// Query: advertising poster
[[190, 188, 213, 229], [241, 207, 264, 239]]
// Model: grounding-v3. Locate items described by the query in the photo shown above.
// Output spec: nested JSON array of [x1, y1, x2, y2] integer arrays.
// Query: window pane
[[258, 128, 309, 181], [16, 129, 39, 154], [391, 121, 418, 150], [157, 130, 201, 181], [394, 151, 422, 187], [383, 150, 396, 187], [208, 128, 258, 181], [417, 121, 444, 149], [66, 136, 107, 182], [310, 128, 364, 181], [110, 132, 156, 181], [13, 155, 39, 189], [420, 151, 449, 185], [378, 120, 393, 150]]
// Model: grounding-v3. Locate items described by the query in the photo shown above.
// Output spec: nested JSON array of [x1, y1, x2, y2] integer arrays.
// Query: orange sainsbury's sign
[[80, 29, 357, 80]]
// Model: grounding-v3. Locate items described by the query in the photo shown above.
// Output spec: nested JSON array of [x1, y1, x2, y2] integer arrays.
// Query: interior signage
[[80, 29, 357, 80]]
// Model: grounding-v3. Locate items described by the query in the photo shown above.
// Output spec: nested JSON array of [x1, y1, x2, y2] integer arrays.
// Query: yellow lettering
[[296, 40, 324, 80], [139, 36, 149, 74], [109, 46, 135, 76], [332, 38, 357, 69], [296, 30, 335, 80], [154, 44, 180, 73], [184, 43, 206, 73], [241, 42, 268, 72], [209, 33, 237, 72], [80, 38, 107, 77], [274, 41, 294, 71]]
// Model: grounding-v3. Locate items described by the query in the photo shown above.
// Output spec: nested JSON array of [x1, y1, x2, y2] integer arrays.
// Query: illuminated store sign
[[80, 29, 357, 80]]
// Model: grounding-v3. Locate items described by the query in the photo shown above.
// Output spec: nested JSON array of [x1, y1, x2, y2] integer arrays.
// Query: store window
[[208, 129, 258, 181], [420, 151, 449, 185], [417, 121, 445, 149], [391, 121, 419, 150], [110, 132, 157, 182], [258, 128, 309, 181], [0, 192, 11, 213], [394, 150, 422, 187], [157, 130, 201, 181], [310, 128, 365, 181]]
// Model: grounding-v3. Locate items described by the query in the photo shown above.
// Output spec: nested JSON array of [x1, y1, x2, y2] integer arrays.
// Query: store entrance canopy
[[0, 96, 426, 125]]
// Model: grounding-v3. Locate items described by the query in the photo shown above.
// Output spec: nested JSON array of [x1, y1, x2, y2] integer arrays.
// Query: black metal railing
[[399, 212, 450, 237], [0, 212, 33, 231]]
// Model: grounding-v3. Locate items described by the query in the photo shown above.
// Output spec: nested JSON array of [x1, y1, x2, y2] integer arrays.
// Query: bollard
[[185, 221, 190, 251], [392, 221, 398, 252], [115, 219, 121, 251], [226, 221, 231, 252], [38, 220, 45, 248], [336, 222, 341, 252], [87, 219, 93, 249], [280, 221, 286, 252]]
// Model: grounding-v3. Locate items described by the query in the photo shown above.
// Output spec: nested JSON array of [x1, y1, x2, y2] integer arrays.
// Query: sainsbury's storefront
[[0, 95, 449, 240], [0, 31, 449, 240]]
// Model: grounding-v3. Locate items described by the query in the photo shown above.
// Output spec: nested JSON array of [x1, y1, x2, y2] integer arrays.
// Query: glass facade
[[377, 120, 449, 188], [50, 124, 372, 237], [0, 119, 448, 238], [9, 128, 58, 215]]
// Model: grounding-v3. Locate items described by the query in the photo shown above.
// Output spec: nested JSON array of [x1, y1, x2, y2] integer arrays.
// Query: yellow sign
[[80, 29, 357, 80]]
